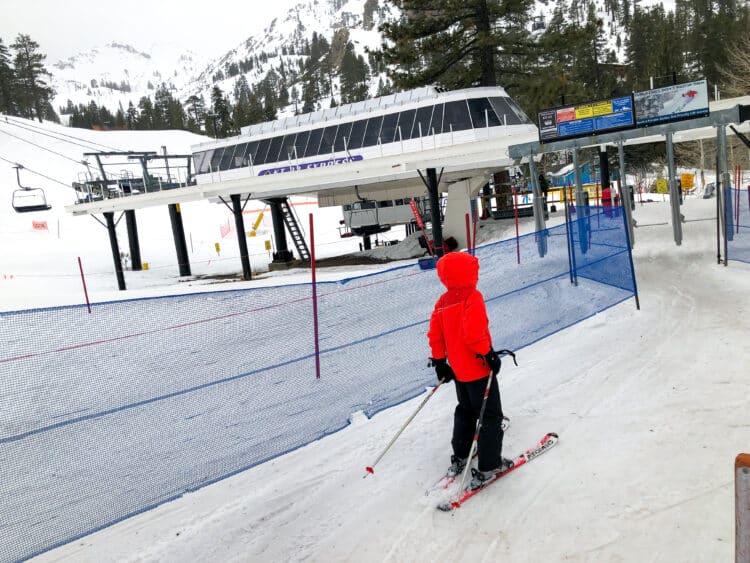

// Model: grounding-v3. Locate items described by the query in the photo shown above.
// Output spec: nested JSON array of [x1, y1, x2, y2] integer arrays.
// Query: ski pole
[[364, 380, 445, 477]]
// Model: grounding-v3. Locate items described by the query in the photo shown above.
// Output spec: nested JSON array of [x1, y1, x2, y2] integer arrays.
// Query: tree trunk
[[476, 0, 497, 86]]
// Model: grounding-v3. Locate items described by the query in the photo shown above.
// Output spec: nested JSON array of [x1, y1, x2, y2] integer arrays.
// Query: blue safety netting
[[0, 205, 635, 562], [726, 187, 750, 264]]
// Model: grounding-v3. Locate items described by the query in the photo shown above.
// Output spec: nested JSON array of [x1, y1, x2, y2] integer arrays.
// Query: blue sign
[[538, 94, 636, 143], [259, 155, 364, 176]]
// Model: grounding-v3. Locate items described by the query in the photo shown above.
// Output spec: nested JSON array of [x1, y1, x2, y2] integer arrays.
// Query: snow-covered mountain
[[186, 0, 392, 97], [51, 41, 207, 114], [50, 0, 393, 117], [48, 0, 665, 119]]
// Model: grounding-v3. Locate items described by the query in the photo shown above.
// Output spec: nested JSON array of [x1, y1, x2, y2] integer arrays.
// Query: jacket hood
[[436, 252, 479, 290]]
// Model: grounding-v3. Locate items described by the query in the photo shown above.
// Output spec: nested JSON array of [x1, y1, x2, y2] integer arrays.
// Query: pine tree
[[137, 96, 155, 129], [210, 85, 232, 137], [263, 96, 277, 121], [153, 84, 172, 129], [115, 104, 126, 128], [377, 0, 535, 90], [10, 34, 54, 122], [125, 101, 138, 129], [247, 93, 265, 125], [0, 38, 15, 115], [185, 94, 206, 132], [340, 42, 370, 104], [232, 76, 252, 130]]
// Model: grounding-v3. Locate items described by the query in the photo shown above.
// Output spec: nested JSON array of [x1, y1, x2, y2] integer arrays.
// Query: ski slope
[[1, 117, 748, 562]]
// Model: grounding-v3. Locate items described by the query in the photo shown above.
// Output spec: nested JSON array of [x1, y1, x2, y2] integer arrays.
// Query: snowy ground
[[20, 193, 748, 562], [2, 117, 748, 562]]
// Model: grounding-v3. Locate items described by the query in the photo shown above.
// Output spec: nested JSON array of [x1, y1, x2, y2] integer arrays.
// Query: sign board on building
[[634, 79, 710, 126], [538, 95, 635, 143]]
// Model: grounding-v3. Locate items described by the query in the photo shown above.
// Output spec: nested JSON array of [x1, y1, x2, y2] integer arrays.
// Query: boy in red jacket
[[427, 251, 512, 489]]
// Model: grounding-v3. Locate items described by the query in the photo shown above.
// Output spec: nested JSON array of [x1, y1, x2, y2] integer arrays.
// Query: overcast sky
[[0, 0, 299, 62]]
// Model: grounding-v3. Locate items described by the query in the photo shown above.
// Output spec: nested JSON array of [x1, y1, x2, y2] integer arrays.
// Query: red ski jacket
[[427, 252, 492, 382]]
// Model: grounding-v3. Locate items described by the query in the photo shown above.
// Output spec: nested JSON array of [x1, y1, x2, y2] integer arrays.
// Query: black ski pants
[[451, 375, 504, 472]]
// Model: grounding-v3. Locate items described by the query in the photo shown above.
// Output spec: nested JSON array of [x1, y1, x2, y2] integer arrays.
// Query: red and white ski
[[425, 417, 510, 496], [437, 432, 559, 511]]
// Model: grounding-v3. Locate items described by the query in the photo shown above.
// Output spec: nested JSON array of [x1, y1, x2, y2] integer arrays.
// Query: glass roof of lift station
[[240, 86, 458, 137]]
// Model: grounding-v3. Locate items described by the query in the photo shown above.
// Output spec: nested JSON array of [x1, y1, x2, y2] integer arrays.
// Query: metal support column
[[599, 145, 610, 194], [269, 199, 294, 262], [168, 203, 191, 276], [618, 142, 635, 247], [104, 211, 126, 291], [426, 168, 444, 258], [118, 182, 142, 271], [231, 193, 252, 280], [527, 156, 548, 257], [572, 148, 585, 207], [718, 125, 734, 247], [572, 147, 589, 253], [666, 132, 683, 245], [124, 210, 142, 270]]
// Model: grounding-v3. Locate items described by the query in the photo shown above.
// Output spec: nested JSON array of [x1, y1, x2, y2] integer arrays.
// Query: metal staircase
[[264, 197, 311, 261]]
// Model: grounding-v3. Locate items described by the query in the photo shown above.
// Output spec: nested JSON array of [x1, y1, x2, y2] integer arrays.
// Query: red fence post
[[77, 257, 92, 314], [513, 186, 520, 264], [465, 213, 471, 253], [472, 207, 478, 255], [309, 214, 321, 380]]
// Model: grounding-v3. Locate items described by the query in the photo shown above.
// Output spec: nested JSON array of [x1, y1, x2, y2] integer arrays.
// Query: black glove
[[477, 348, 517, 376], [430, 358, 455, 383], [483, 349, 501, 376]]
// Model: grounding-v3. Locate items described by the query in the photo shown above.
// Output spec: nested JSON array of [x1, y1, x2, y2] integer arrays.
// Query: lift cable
[[0, 127, 86, 165], [0, 153, 75, 189], [0, 115, 124, 152]]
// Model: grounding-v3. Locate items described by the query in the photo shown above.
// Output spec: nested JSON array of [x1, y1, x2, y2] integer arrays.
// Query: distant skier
[[427, 251, 513, 490]]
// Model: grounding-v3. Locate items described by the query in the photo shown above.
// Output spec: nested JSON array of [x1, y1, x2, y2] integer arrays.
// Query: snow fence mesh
[[0, 206, 635, 562], [726, 187, 750, 264]]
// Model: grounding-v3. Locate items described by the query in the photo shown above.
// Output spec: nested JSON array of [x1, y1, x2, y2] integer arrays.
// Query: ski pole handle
[[364, 380, 444, 477]]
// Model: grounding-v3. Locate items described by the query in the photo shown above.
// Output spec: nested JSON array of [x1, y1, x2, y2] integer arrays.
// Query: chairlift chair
[[532, 16, 546, 31], [11, 165, 51, 213]]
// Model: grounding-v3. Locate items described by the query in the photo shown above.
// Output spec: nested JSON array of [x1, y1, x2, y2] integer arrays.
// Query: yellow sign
[[655, 178, 669, 194], [575, 105, 594, 119], [681, 174, 694, 189], [574, 101, 613, 119], [591, 101, 614, 116], [142, 262, 149, 270], [214, 242, 221, 255]]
